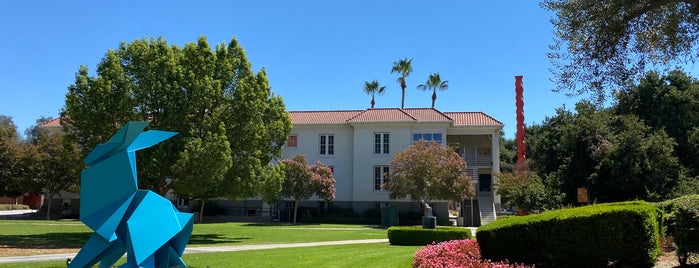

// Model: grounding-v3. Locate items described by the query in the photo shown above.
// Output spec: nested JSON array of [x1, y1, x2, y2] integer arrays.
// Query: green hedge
[[476, 201, 661, 267], [387, 226, 471, 246], [657, 194, 699, 266], [0, 204, 30, 210]]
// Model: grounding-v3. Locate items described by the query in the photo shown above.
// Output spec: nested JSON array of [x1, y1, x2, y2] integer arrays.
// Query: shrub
[[413, 239, 532, 268], [656, 194, 699, 266], [0, 204, 30, 210], [476, 201, 661, 267], [388, 226, 471, 246]]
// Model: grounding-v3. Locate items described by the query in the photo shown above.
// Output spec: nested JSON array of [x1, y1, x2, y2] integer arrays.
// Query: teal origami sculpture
[[68, 121, 193, 268]]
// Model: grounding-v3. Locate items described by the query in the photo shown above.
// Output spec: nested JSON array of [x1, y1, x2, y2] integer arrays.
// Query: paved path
[[0, 239, 389, 264]]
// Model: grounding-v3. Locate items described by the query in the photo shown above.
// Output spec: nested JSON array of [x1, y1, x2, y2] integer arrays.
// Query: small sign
[[577, 187, 588, 203]]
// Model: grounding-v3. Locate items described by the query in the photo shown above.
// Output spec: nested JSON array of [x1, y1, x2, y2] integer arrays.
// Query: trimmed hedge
[[476, 201, 661, 267], [0, 204, 30, 210], [656, 194, 699, 266], [388, 226, 472, 246]]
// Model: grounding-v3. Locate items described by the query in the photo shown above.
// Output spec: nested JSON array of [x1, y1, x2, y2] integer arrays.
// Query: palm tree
[[391, 58, 413, 109], [417, 73, 448, 108], [363, 80, 386, 108]]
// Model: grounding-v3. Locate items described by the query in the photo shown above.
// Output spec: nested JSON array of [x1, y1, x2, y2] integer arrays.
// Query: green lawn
[[0, 219, 387, 250], [0, 243, 420, 268], [0, 219, 418, 267]]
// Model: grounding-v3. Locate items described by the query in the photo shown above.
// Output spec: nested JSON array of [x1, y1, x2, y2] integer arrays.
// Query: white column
[[491, 130, 501, 209]]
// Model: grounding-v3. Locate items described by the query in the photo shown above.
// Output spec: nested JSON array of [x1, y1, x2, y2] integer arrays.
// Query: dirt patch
[[0, 246, 77, 257]]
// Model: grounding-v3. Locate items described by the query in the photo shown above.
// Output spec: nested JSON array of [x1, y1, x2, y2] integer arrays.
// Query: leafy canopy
[[542, 0, 699, 102], [384, 140, 474, 204]]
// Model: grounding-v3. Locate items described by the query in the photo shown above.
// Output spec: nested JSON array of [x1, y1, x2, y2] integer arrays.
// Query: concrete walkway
[[0, 239, 389, 264]]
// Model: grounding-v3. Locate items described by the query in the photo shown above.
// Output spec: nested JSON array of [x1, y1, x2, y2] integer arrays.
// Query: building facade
[[283, 108, 503, 226]]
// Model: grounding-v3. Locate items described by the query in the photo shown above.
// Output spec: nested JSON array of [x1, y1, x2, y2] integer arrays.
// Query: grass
[[0, 219, 387, 250], [0, 219, 418, 267], [0, 243, 421, 268]]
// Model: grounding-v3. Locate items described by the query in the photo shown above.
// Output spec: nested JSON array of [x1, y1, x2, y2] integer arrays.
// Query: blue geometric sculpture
[[68, 121, 193, 268]]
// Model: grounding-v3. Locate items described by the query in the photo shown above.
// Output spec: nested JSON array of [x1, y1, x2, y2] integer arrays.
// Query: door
[[478, 174, 492, 192]]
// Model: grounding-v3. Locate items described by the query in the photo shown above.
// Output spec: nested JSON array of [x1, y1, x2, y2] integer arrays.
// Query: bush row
[[0, 204, 30, 210], [476, 201, 661, 267], [388, 226, 471, 246], [656, 194, 699, 266], [413, 239, 532, 268]]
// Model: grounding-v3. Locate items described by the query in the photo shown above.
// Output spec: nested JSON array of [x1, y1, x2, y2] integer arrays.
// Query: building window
[[374, 166, 390, 191], [320, 134, 334, 155], [374, 133, 389, 154], [287, 135, 297, 148], [412, 133, 443, 144]]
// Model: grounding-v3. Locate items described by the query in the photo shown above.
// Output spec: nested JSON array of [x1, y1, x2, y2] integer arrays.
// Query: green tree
[[259, 163, 285, 204], [526, 102, 680, 203], [279, 155, 335, 224], [172, 122, 232, 223], [384, 140, 474, 212], [590, 114, 679, 201], [542, 0, 699, 102], [391, 58, 413, 109], [499, 135, 517, 173], [496, 169, 548, 213], [22, 119, 82, 220], [416, 73, 448, 108], [0, 116, 23, 202], [62, 36, 291, 201], [616, 70, 699, 170], [363, 80, 386, 108]]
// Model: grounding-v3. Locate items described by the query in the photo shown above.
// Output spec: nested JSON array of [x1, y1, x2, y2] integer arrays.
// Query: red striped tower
[[515, 76, 526, 168]]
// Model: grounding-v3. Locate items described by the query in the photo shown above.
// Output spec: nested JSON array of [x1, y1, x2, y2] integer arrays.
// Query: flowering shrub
[[413, 239, 531, 268]]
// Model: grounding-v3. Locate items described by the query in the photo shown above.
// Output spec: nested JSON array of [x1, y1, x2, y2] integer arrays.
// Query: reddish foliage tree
[[384, 140, 474, 205], [280, 154, 335, 223]]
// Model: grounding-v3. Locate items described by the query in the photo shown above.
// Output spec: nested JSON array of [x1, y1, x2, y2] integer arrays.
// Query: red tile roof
[[444, 112, 503, 126], [42, 118, 62, 127], [289, 108, 502, 126]]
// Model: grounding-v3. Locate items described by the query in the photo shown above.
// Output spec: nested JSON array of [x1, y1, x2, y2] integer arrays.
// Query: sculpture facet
[[69, 121, 193, 268]]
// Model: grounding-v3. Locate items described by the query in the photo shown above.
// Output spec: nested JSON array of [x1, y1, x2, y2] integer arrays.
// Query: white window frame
[[373, 166, 390, 191], [319, 134, 334, 155], [374, 132, 390, 154]]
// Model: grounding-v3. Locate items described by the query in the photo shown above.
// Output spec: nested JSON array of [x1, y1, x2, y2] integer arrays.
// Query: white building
[[283, 108, 503, 226]]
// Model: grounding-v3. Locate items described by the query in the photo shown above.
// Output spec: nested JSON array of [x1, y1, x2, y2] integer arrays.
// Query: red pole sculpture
[[515, 76, 526, 168]]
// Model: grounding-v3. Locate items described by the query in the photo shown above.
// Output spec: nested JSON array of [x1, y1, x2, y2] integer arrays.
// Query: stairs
[[477, 192, 497, 225]]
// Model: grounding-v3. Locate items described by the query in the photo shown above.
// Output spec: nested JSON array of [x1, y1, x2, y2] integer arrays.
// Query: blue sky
[[1, 1, 585, 139]]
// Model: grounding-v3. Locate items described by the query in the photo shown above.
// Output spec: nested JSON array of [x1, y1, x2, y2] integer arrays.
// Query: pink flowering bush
[[413, 239, 532, 268]]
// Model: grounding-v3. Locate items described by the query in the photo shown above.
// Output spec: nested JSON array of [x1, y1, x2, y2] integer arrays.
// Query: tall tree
[[62, 36, 292, 201], [172, 122, 232, 223], [391, 58, 413, 109], [416, 73, 448, 108], [384, 140, 474, 210], [279, 155, 335, 224], [0, 116, 22, 201], [542, 0, 699, 102], [616, 70, 699, 172], [22, 119, 83, 220], [363, 80, 386, 108], [526, 102, 679, 203]]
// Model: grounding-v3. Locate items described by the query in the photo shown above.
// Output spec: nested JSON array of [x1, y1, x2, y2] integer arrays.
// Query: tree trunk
[[401, 86, 406, 109], [199, 199, 206, 223], [45, 192, 52, 220], [371, 97, 375, 108], [431, 91, 437, 108], [293, 199, 299, 224]]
